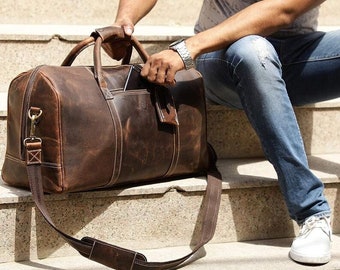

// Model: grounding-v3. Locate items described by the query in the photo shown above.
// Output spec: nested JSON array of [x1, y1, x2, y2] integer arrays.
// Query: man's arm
[[141, 0, 326, 85], [187, 0, 327, 59], [114, 0, 157, 35], [101, 0, 157, 60]]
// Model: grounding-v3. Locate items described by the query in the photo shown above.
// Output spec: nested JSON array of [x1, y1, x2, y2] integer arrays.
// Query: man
[[113, 0, 339, 265]]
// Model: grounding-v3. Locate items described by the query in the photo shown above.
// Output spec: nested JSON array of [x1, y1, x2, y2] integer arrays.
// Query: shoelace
[[299, 216, 332, 240]]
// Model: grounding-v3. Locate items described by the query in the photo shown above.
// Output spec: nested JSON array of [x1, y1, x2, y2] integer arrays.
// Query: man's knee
[[227, 35, 280, 70]]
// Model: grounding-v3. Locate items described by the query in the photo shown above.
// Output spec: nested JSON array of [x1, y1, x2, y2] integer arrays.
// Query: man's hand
[[102, 18, 135, 61], [141, 49, 185, 86], [106, 0, 157, 60]]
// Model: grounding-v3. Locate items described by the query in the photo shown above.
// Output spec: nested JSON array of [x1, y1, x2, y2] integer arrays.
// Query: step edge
[[0, 153, 339, 205], [0, 24, 338, 41], [1, 234, 339, 270], [0, 24, 195, 42], [207, 98, 340, 110], [1, 92, 339, 118]]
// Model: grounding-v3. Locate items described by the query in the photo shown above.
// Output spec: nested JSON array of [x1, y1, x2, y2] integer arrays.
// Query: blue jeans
[[196, 30, 340, 224]]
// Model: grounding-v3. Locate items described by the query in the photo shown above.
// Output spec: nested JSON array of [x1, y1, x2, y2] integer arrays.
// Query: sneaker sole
[[289, 250, 331, 265]]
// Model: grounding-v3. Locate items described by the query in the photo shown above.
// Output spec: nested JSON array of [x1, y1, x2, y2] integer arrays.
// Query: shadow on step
[[214, 155, 340, 245], [308, 156, 340, 234]]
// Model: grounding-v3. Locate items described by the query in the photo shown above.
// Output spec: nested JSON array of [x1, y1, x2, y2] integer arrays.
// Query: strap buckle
[[24, 108, 43, 165]]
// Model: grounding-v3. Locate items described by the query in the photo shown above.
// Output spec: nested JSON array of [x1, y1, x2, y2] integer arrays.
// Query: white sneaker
[[289, 215, 332, 264]]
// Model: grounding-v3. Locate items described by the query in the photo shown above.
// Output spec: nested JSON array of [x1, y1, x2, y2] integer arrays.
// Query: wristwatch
[[169, 39, 195, 70]]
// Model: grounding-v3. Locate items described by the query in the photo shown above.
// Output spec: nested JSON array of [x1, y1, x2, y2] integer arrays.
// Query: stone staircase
[[0, 0, 339, 269]]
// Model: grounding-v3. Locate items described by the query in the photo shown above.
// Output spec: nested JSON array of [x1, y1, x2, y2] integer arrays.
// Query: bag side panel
[[2, 71, 37, 189], [28, 70, 64, 192], [35, 66, 116, 192]]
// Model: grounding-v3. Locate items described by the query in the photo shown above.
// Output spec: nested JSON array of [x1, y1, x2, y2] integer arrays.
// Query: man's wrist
[[169, 39, 195, 70]]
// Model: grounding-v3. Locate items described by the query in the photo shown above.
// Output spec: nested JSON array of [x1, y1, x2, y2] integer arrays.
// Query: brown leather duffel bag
[[2, 26, 222, 269]]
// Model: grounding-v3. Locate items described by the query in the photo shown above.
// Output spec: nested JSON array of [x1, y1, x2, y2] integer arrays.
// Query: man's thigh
[[274, 30, 340, 105]]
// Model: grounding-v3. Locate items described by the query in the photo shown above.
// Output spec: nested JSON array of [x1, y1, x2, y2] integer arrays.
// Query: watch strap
[[169, 39, 195, 70]]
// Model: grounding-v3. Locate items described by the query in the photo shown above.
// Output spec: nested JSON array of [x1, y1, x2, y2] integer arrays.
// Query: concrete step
[[0, 24, 195, 94], [0, 23, 338, 85], [207, 99, 340, 158], [0, 0, 201, 27], [0, 0, 338, 26], [1, 96, 339, 168], [0, 23, 339, 93], [0, 154, 339, 263], [0, 235, 340, 270], [0, 22, 339, 93]]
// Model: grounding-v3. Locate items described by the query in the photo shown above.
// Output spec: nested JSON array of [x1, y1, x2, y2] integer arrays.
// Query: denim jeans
[[196, 30, 340, 224]]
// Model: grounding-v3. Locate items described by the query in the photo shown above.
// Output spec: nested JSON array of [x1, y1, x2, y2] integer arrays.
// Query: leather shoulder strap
[[25, 140, 222, 270]]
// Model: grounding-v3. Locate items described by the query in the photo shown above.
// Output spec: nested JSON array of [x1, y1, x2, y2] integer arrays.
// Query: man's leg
[[196, 34, 336, 264], [273, 30, 340, 264], [270, 30, 340, 105], [196, 35, 331, 223]]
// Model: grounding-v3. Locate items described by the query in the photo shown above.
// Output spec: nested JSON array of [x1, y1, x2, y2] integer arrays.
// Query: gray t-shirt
[[194, 0, 319, 37]]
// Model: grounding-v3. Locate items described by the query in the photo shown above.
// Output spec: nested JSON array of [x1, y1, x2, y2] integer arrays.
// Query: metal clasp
[[28, 108, 42, 138]]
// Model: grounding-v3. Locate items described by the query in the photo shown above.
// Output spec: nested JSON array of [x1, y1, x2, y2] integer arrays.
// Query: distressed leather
[[2, 27, 209, 194]]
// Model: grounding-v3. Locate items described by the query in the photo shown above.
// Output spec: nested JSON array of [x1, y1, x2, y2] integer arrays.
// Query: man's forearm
[[186, 0, 326, 60], [115, 0, 157, 25]]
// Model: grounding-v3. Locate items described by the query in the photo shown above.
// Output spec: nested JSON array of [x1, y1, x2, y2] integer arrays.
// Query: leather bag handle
[[61, 26, 138, 66], [92, 27, 149, 99], [61, 26, 178, 125]]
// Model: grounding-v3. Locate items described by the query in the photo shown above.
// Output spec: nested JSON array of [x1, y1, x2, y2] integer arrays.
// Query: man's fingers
[[141, 50, 183, 85], [165, 68, 176, 85]]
